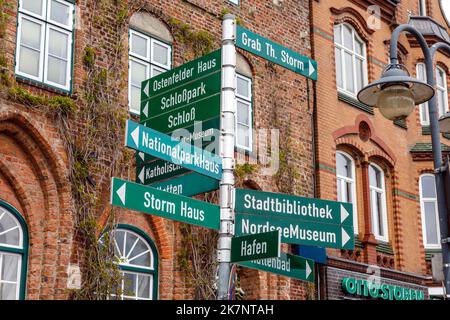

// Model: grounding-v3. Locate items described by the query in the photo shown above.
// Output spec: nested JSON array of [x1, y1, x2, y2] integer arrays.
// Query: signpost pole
[[217, 14, 236, 300]]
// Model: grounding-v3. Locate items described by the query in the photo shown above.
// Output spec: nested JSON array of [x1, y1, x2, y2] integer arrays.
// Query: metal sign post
[[216, 14, 236, 300]]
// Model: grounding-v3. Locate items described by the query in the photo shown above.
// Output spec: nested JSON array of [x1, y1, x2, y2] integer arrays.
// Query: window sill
[[425, 248, 442, 260], [337, 91, 374, 115], [15, 75, 71, 96], [376, 241, 394, 255]]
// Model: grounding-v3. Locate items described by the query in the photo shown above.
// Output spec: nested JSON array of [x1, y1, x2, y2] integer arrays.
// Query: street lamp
[[357, 24, 450, 299], [357, 64, 434, 121]]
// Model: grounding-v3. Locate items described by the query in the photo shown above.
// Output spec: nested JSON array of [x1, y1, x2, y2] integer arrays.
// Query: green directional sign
[[238, 253, 315, 283], [125, 120, 222, 180], [140, 49, 221, 102], [235, 213, 354, 249], [142, 93, 221, 134], [149, 172, 219, 197], [110, 178, 220, 230], [236, 26, 317, 80], [235, 188, 353, 227], [136, 158, 190, 185], [141, 71, 221, 123], [231, 231, 281, 263]]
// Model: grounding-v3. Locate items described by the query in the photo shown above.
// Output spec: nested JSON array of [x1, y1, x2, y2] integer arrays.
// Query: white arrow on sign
[[131, 126, 140, 147], [116, 182, 126, 205], [309, 60, 315, 77], [341, 204, 350, 223], [138, 152, 145, 161], [143, 81, 149, 96], [306, 260, 312, 279], [142, 101, 149, 117], [342, 228, 350, 247], [138, 166, 145, 184]]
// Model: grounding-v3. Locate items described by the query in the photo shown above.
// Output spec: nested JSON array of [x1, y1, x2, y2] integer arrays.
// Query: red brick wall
[[0, 0, 314, 299], [311, 0, 450, 282]]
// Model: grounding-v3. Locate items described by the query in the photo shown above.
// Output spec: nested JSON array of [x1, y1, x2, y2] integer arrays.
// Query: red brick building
[[0, 0, 315, 300], [311, 0, 450, 299]]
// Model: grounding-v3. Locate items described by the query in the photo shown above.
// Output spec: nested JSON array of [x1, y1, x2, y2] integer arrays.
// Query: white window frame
[[0, 208, 25, 300], [369, 163, 389, 242], [336, 151, 358, 234], [436, 66, 449, 118], [128, 29, 171, 115], [416, 63, 430, 125], [419, 174, 441, 249], [43, 24, 72, 90], [235, 73, 253, 151], [16, 0, 74, 91], [334, 23, 368, 98]]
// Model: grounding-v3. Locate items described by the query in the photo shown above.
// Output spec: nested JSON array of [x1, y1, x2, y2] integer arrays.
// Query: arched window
[[236, 54, 253, 151], [0, 202, 28, 300], [128, 13, 172, 114], [334, 23, 367, 97], [110, 226, 158, 300], [369, 163, 388, 242], [336, 151, 358, 233], [419, 174, 440, 249]]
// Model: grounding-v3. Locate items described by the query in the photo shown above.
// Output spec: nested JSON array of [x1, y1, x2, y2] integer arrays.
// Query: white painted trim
[[43, 23, 72, 90], [46, 0, 74, 31], [336, 151, 359, 234], [419, 174, 441, 249], [15, 14, 46, 83], [369, 163, 389, 242], [150, 38, 172, 69]]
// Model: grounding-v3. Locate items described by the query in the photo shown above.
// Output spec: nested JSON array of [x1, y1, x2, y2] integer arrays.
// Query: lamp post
[[357, 24, 450, 298]]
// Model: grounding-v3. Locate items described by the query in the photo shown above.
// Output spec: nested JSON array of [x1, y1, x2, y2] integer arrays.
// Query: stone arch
[[129, 11, 173, 44], [0, 107, 73, 299], [331, 7, 374, 42], [237, 52, 253, 78]]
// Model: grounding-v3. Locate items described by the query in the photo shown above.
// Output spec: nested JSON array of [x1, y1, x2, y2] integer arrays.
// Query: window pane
[[336, 153, 352, 178], [376, 193, 384, 237], [1, 254, 19, 282], [48, 29, 68, 58], [335, 47, 343, 89], [420, 102, 429, 124], [237, 101, 249, 125], [151, 66, 164, 77], [355, 38, 363, 56], [22, 0, 43, 16], [369, 165, 380, 188], [130, 86, 140, 114], [47, 56, 67, 85], [237, 123, 250, 148], [113, 230, 125, 257], [125, 232, 138, 257], [355, 58, 364, 92], [123, 272, 136, 297], [137, 274, 151, 299], [437, 68, 445, 87], [421, 175, 436, 198], [0, 283, 17, 300], [19, 47, 40, 77], [344, 52, 354, 93], [21, 19, 42, 49], [0, 213, 20, 247], [424, 202, 439, 244], [334, 25, 341, 44], [129, 239, 150, 265], [343, 25, 353, 50], [237, 77, 250, 98], [129, 251, 151, 267], [152, 41, 169, 67], [130, 60, 148, 86], [131, 33, 148, 58], [50, 0, 71, 27]]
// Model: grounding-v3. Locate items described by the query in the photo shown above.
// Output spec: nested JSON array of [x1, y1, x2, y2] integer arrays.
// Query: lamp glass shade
[[376, 84, 416, 121], [439, 112, 450, 133]]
